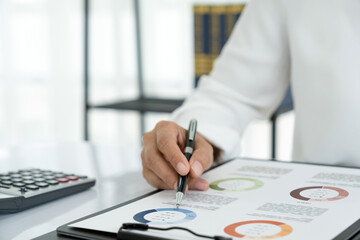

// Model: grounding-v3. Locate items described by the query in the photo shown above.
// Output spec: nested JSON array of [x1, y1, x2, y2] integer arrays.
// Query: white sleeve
[[171, 0, 290, 160]]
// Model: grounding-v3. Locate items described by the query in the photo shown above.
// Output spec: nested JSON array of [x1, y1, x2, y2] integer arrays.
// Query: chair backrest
[[193, 4, 293, 115]]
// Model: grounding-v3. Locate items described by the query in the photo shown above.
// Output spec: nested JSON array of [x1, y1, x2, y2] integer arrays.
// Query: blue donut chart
[[133, 208, 196, 225]]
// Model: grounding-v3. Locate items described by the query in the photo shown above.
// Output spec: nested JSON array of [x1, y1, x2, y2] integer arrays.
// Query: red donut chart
[[290, 186, 349, 202], [224, 220, 293, 239]]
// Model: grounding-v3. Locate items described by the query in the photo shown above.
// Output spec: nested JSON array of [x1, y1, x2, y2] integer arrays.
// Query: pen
[[175, 119, 197, 208]]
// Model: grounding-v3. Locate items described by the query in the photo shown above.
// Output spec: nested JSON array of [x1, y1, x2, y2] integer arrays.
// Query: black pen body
[[176, 119, 197, 207], [177, 175, 188, 193], [177, 152, 192, 193]]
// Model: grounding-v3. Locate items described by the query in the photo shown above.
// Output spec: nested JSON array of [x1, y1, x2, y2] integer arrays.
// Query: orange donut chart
[[224, 220, 293, 239]]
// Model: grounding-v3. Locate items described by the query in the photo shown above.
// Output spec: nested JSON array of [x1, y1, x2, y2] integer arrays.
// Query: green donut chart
[[210, 178, 264, 192]]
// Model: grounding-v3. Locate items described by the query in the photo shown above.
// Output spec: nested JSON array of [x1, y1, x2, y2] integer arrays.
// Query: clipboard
[[57, 191, 162, 240], [56, 158, 360, 240]]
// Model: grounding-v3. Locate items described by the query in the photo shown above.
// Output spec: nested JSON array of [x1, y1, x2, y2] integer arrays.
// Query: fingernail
[[191, 161, 203, 177], [195, 181, 208, 191], [177, 162, 187, 175]]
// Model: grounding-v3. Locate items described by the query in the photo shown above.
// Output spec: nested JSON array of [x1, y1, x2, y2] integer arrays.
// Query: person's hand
[[141, 121, 214, 191]]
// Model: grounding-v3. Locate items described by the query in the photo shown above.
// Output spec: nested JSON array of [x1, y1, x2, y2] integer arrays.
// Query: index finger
[[156, 123, 189, 176]]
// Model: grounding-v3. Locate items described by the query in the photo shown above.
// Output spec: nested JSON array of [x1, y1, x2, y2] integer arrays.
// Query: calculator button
[[56, 178, 69, 183], [0, 185, 10, 189], [54, 174, 65, 178], [10, 174, 22, 178], [1, 176, 11, 181], [42, 171, 53, 176], [32, 174, 43, 178], [46, 180, 59, 185], [34, 178, 45, 182], [13, 182, 26, 188], [22, 176, 33, 180], [20, 172, 32, 176], [44, 176, 55, 180], [1, 180, 12, 185], [26, 185, 39, 190], [66, 176, 79, 181], [35, 182, 49, 188], [23, 180, 35, 185], [77, 175, 88, 179], [11, 178, 23, 182]]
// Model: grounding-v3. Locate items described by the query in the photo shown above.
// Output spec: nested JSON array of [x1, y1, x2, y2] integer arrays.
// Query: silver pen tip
[[175, 192, 184, 208]]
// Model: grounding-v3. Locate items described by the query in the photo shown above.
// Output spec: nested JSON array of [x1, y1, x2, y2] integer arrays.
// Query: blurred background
[[0, 0, 294, 161]]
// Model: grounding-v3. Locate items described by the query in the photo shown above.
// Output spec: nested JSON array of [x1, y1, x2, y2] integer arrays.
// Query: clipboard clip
[[118, 223, 232, 240]]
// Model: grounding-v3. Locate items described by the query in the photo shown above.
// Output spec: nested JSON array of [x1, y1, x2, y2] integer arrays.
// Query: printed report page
[[70, 158, 360, 240]]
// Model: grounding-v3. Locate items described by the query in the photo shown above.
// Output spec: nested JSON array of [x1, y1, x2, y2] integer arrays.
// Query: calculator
[[0, 168, 96, 214]]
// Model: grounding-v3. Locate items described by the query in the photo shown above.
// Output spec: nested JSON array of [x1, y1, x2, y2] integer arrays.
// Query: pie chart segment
[[290, 186, 349, 202], [224, 220, 293, 239], [133, 208, 196, 225], [210, 178, 264, 192]]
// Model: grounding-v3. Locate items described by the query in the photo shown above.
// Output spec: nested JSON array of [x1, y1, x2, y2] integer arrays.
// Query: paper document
[[71, 158, 360, 239]]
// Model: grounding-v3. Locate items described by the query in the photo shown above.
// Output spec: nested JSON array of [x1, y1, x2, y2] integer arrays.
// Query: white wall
[[0, 0, 83, 145]]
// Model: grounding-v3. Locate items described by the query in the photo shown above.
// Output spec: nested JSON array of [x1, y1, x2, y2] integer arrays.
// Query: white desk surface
[[0, 142, 155, 240]]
